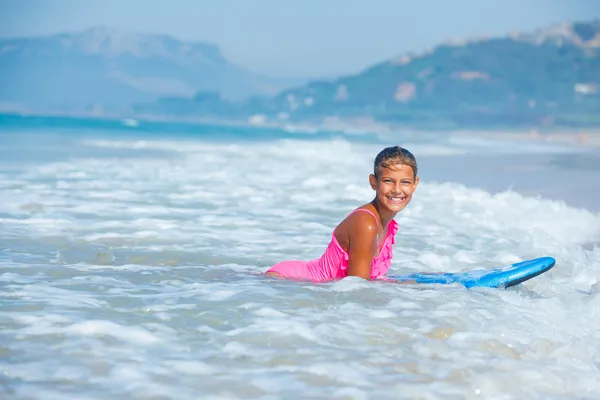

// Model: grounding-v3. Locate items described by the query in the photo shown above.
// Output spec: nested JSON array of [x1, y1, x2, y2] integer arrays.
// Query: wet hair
[[373, 146, 418, 179]]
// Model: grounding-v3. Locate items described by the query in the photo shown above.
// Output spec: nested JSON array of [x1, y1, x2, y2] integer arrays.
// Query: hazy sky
[[1, 0, 598, 78]]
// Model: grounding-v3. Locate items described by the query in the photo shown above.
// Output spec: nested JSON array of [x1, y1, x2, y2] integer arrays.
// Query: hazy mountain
[[235, 20, 599, 128], [0, 26, 307, 110], [4, 21, 599, 129]]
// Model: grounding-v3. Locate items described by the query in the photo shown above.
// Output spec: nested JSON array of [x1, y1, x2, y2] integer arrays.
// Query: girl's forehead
[[381, 163, 414, 174]]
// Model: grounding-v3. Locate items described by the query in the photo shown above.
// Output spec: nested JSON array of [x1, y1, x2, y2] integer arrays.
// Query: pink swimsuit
[[266, 208, 399, 282]]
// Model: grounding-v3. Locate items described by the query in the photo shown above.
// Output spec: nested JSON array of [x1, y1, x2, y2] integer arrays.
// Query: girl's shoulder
[[338, 206, 379, 235]]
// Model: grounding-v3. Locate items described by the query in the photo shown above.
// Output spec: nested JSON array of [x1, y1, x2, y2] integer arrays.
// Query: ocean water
[[1, 115, 600, 399]]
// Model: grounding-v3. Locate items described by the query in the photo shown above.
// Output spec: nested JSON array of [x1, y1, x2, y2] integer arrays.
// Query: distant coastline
[[2, 109, 599, 149], [2, 20, 599, 133]]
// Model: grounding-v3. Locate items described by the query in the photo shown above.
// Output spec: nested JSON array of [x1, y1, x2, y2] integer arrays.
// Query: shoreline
[[420, 151, 600, 213], [2, 109, 600, 150]]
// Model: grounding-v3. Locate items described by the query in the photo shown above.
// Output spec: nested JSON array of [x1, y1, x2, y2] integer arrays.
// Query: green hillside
[[137, 20, 600, 129]]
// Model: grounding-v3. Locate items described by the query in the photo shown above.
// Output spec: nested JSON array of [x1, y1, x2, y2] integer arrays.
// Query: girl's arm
[[346, 214, 378, 280]]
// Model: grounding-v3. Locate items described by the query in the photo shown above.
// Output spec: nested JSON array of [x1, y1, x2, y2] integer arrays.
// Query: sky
[[1, 0, 599, 78]]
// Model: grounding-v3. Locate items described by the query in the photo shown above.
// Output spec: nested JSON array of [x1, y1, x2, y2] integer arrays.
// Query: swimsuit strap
[[349, 208, 379, 227]]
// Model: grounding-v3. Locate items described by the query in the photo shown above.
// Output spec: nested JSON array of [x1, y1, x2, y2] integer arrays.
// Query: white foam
[[1, 130, 600, 399], [67, 320, 161, 344]]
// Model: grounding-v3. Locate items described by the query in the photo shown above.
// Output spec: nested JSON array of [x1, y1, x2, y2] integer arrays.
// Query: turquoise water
[[1, 114, 600, 399]]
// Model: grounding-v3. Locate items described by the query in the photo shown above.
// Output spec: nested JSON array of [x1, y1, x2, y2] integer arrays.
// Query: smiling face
[[369, 163, 419, 213]]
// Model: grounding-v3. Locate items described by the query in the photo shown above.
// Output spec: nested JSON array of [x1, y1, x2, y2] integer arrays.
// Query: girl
[[265, 146, 419, 282]]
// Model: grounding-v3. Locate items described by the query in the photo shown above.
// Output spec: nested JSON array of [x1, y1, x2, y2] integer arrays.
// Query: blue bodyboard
[[388, 257, 555, 288]]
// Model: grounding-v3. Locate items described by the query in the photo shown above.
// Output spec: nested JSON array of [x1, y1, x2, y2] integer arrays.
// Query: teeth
[[387, 196, 405, 203]]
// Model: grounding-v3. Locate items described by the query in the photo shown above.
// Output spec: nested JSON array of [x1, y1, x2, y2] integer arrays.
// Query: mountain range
[[0, 26, 307, 110], [136, 20, 600, 129], [257, 20, 600, 129], [1, 21, 599, 129]]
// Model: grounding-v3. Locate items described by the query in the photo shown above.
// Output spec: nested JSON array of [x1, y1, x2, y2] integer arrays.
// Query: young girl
[[265, 146, 419, 282]]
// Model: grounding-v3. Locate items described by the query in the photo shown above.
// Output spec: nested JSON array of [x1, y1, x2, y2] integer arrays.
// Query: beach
[[420, 151, 600, 213], [1, 117, 599, 399]]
